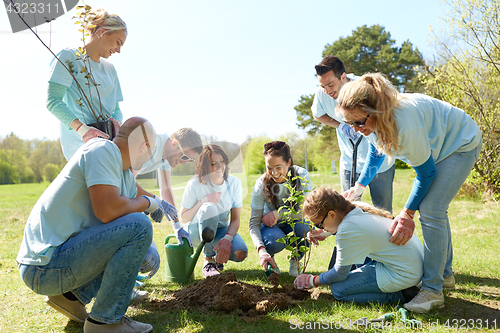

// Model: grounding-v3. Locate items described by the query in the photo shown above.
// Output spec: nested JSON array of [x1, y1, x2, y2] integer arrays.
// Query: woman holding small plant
[[180, 144, 248, 278], [295, 187, 423, 305], [47, 8, 127, 160], [249, 141, 312, 277]]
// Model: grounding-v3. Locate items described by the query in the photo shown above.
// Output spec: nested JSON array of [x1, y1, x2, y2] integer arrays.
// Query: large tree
[[296, 25, 423, 135], [420, 0, 500, 198]]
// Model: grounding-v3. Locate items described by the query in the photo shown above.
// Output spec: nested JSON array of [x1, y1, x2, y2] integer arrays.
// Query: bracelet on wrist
[[401, 211, 414, 220]]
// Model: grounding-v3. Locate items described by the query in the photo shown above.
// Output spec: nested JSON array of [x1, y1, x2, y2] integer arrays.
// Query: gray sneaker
[[404, 289, 444, 313], [83, 316, 153, 333], [45, 295, 88, 323], [443, 275, 456, 290]]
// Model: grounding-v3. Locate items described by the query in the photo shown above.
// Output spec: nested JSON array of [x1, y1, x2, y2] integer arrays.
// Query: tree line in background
[[0, 133, 66, 184], [2, 0, 498, 199]]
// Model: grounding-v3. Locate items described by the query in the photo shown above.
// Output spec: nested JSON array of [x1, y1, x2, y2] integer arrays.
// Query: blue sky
[[0, 0, 448, 144]]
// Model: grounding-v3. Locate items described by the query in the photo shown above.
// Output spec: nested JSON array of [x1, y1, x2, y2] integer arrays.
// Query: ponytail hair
[[336, 73, 400, 158], [302, 187, 392, 220], [88, 8, 127, 35]]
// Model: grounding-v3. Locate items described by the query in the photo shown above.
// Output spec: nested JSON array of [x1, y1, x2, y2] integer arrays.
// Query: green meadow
[[1, 170, 499, 332]]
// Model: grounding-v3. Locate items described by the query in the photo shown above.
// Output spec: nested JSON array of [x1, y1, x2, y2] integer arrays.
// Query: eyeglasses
[[177, 142, 195, 163], [348, 114, 370, 128], [264, 141, 286, 151], [315, 212, 328, 229]]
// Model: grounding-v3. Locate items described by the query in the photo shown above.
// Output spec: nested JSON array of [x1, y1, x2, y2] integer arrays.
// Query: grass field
[[1, 170, 499, 332]]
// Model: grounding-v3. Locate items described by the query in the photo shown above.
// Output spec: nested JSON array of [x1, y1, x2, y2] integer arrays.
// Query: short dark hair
[[314, 56, 346, 79]]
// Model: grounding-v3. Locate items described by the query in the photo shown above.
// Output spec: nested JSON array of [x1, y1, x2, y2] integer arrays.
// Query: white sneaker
[[288, 259, 301, 277], [416, 275, 455, 290], [443, 275, 456, 290], [130, 289, 149, 303], [404, 289, 444, 313], [83, 316, 152, 333]]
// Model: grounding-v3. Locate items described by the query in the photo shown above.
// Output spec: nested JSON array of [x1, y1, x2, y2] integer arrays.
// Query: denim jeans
[[19, 212, 153, 324], [340, 164, 395, 213], [330, 260, 406, 304], [261, 219, 310, 259], [186, 203, 247, 261], [418, 143, 482, 293]]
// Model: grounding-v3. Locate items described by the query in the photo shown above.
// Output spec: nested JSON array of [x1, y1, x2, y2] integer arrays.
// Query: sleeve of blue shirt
[[356, 143, 385, 187], [318, 263, 351, 285], [405, 155, 437, 211]]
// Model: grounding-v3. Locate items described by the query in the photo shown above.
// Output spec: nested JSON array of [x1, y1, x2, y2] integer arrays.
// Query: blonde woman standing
[[47, 8, 127, 160], [335, 73, 482, 313]]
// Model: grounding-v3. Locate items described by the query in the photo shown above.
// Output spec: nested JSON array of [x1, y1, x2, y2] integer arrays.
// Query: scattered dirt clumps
[[150, 272, 311, 315]]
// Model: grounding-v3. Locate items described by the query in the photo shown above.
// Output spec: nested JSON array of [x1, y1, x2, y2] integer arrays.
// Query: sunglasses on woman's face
[[348, 114, 370, 128], [264, 141, 286, 151]]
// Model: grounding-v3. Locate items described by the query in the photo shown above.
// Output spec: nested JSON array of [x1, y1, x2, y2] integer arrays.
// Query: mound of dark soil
[[150, 272, 312, 316]]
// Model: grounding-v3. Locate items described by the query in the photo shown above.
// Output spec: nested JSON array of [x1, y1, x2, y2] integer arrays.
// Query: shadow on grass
[[454, 273, 500, 289]]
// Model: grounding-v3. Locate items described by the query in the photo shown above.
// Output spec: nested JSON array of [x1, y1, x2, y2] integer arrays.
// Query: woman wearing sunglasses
[[294, 187, 423, 305], [180, 145, 248, 278], [335, 73, 482, 313], [249, 141, 312, 277]]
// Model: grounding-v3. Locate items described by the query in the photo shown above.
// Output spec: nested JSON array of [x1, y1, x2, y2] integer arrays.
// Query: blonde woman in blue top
[[47, 8, 126, 160], [336, 73, 482, 313]]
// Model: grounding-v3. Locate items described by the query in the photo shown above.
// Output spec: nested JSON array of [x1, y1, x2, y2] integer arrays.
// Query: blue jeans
[[19, 213, 152, 324], [261, 219, 310, 259], [418, 143, 482, 293], [341, 164, 395, 213], [186, 203, 247, 261], [330, 260, 406, 304]]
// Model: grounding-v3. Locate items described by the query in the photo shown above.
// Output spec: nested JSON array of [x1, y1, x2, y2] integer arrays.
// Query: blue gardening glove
[[172, 221, 192, 246], [139, 241, 160, 278], [154, 196, 177, 222], [338, 122, 361, 141]]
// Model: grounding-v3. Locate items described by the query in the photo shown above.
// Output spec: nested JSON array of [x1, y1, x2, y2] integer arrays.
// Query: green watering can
[[164, 227, 215, 283]]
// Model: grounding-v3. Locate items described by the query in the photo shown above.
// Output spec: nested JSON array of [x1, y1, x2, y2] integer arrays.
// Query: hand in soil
[[293, 274, 315, 289], [214, 238, 232, 263]]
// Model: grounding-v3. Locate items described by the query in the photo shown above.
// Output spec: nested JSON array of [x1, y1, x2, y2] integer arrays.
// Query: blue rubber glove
[[338, 122, 361, 141], [153, 196, 178, 222], [139, 241, 160, 278], [172, 221, 193, 246]]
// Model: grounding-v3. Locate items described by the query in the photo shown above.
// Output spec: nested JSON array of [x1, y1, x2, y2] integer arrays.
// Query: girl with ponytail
[[294, 187, 423, 305], [335, 72, 482, 312]]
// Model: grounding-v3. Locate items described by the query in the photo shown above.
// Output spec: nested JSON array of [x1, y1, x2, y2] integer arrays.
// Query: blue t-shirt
[[327, 207, 424, 292], [17, 139, 137, 266], [311, 74, 393, 173], [365, 94, 482, 166], [181, 174, 242, 228], [137, 133, 172, 174], [49, 48, 123, 160]]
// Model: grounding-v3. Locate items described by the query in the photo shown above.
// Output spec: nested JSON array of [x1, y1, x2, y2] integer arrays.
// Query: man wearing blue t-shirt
[[311, 56, 395, 212], [17, 117, 170, 333]]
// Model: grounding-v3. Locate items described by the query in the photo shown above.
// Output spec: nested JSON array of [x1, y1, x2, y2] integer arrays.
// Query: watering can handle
[[164, 234, 177, 246]]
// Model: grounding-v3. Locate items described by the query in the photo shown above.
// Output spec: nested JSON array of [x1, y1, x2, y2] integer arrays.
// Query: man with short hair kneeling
[[17, 117, 168, 333]]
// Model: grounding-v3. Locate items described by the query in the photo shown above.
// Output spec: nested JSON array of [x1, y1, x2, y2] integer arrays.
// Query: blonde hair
[[302, 187, 392, 220], [336, 73, 401, 158], [89, 8, 127, 35]]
